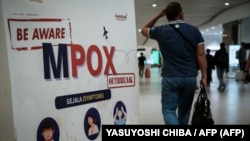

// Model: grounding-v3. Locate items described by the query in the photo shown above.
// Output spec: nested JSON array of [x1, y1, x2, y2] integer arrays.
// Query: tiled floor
[[139, 67, 250, 125]]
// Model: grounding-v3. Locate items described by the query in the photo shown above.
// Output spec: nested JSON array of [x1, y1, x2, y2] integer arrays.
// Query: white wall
[[202, 24, 223, 51]]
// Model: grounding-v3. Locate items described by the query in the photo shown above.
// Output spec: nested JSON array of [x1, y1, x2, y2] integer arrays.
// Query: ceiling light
[[225, 3, 229, 6], [152, 3, 157, 7]]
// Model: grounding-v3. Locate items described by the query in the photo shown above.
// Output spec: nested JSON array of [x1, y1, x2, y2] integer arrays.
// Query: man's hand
[[157, 9, 166, 18], [141, 8, 166, 38]]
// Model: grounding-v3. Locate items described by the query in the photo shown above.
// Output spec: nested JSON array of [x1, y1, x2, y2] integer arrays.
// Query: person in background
[[141, 2, 207, 125], [214, 42, 229, 91], [236, 42, 247, 71], [138, 52, 147, 77], [206, 49, 215, 87], [244, 50, 250, 83]]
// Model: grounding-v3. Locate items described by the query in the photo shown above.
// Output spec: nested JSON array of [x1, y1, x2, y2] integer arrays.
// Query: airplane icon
[[103, 26, 108, 39]]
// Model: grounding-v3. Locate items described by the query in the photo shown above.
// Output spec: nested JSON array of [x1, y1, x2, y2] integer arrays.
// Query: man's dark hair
[[206, 49, 210, 53], [165, 2, 183, 21], [220, 42, 225, 50]]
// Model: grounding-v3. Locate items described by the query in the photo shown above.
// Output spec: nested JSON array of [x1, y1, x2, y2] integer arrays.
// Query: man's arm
[[197, 43, 207, 88], [141, 9, 166, 38]]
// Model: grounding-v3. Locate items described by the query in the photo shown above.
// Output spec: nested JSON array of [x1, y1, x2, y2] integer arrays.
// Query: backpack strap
[[170, 24, 199, 70], [169, 24, 196, 54]]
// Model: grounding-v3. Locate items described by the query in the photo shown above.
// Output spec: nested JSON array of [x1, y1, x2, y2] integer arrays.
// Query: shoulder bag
[[191, 88, 214, 125]]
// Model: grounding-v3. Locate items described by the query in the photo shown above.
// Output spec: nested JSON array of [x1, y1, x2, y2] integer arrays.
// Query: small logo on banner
[[115, 13, 127, 21]]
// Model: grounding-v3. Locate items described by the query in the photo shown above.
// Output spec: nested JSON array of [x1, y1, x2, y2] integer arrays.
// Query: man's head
[[206, 49, 211, 54], [241, 42, 245, 48], [165, 2, 183, 21], [220, 42, 226, 50]]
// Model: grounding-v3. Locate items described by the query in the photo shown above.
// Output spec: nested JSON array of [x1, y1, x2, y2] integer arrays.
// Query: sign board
[[2, 0, 139, 140]]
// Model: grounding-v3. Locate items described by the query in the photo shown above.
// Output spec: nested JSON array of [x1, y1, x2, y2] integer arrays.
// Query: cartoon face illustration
[[87, 113, 99, 136], [84, 107, 101, 140], [41, 123, 54, 141], [37, 117, 59, 141], [113, 101, 127, 125]]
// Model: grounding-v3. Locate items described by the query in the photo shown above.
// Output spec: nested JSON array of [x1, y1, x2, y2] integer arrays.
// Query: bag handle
[[198, 88, 208, 99]]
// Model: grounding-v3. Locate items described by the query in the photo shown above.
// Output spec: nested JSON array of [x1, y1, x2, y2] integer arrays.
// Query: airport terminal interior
[[139, 67, 250, 125], [135, 0, 250, 125]]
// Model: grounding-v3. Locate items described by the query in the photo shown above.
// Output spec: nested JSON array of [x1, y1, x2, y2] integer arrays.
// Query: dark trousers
[[139, 66, 145, 77], [207, 68, 213, 84], [239, 61, 246, 71]]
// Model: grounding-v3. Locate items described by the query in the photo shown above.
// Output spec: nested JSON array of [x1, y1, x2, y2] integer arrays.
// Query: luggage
[[145, 68, 151, 78]]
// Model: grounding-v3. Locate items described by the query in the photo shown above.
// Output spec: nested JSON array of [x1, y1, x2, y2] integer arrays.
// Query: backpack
[[217, 52, 228, 68], [238, 48, 246, 61]]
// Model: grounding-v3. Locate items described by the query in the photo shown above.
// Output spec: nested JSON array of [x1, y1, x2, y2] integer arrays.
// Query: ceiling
[[134, 0, 250, 47]]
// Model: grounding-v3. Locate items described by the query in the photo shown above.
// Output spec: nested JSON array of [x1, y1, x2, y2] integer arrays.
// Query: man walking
[[214, 42, 228, 91], [141, 2, 207, 125], [138, 52, 147, 77]]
